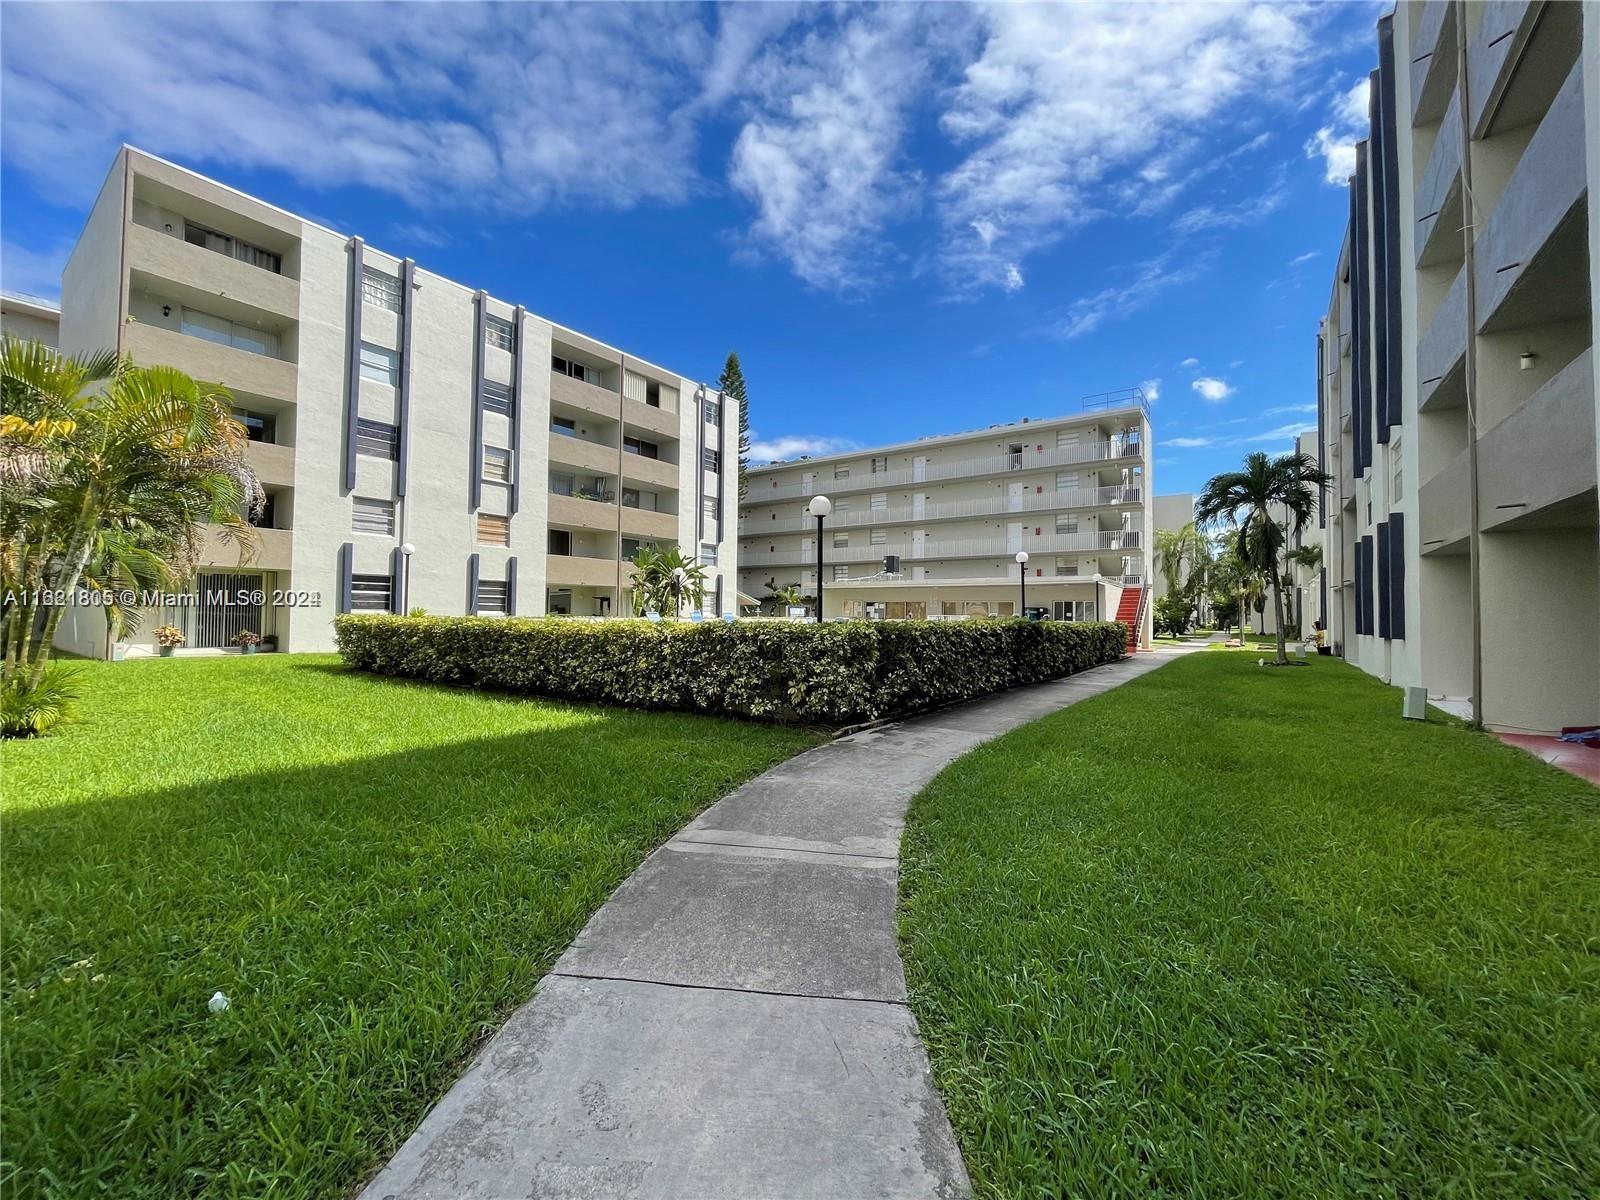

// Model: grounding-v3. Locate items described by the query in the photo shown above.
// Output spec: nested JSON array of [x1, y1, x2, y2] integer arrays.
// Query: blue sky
[[0, 2, 1380, 497]]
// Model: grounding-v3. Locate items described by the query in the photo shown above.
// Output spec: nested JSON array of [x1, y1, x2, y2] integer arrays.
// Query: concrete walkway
[[362, 646, 1195, 1200]]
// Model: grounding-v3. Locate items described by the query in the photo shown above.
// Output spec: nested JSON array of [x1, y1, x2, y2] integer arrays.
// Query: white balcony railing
[[753, 530, 1142, 567], [744, 484, 1142, 532], [750, 438, 1143, 503]]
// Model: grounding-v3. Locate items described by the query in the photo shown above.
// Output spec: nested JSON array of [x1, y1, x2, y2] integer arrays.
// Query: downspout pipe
[[1455, 0, 1485, 727]]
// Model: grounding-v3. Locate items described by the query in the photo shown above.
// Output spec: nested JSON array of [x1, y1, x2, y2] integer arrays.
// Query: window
[[1057, 472, 1079, 490], [834, 499, 851, 515], [476, 579, 511, 614], [548, 529, 572, 556], [621, 538, 642, 560], [551, 415, 576, 437], [1056, 429, 1080, 449], [870, 493, 887, 511], [482, 379, 513, 416], [232, 408, 275, 443], [485, 314, 515, 351], [483, 447, 512, 484], [646, 380, 661, 408], [870, 455, 888, 473], [184, 221, 281, 273], [702, 448, 721, 473], [1054, 557, 1078, 577], [359, 343, 399, 386], [355, 418, 399, 460], [834, 466, 850, 480], [180, 308, 279, 357], [549, 472, 575, 497], [703, 496, 719, 524], [352, 496, 395, 536], [700, 544, 719, 567], [350, 574, 393, 612], [476, 513, 511, 547], [625, 436, 659, 458], [833, 531, 849, 548], [832, 564, 849, 581], [705, 399, 720, 425], [553, 355, 597, 385], [362, 267, 402, 312], [870, 529, 887, 545], [1055, 514, 1078, 534]]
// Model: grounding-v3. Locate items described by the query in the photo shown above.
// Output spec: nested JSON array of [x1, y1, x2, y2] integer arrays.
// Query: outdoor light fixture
[[1519, 350, 1538, 370], [400, 542, 416, 611], [808, 494, 832, 624], [1015, 550, 1030, 616], [162, 305, 171, 318]]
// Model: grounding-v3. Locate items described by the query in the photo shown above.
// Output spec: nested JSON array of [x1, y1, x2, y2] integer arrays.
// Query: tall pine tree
[[718, 352, 751, 499]]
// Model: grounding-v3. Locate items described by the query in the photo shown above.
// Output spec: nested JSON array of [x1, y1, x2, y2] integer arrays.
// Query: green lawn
[[899, 652, 1599, 1198], [1, 654, 816, 1198]]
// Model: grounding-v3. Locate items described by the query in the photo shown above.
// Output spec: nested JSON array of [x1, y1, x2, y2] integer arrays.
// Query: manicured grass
[[2, 654, 816, 1198], [899, 652, 1599, 1198]]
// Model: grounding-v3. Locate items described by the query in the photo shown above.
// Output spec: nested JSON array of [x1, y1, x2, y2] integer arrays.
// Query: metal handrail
[[744, 485, 1143, 531], [755, 531, 1144, 567]]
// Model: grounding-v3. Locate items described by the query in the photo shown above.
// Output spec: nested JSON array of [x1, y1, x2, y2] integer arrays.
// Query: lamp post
[[1015, 550, 1029, 618], [808, 494, 832, 624], [400, 542, 416, 612]]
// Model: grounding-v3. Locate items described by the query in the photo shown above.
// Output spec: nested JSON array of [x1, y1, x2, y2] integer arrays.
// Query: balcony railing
[[743, 484, 1142, 531], [750, 438, 1142, 502], [753, 529, 1142, 567]]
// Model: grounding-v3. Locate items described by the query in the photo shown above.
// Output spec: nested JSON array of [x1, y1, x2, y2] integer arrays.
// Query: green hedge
[[333, 616, 1128, 726]]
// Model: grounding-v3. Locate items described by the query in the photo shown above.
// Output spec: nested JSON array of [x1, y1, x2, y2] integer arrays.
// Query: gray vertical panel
[[397, 258, 416, 497], [1368, 67, 1390, 442], [343, 239, 364, 494], [695, 385, 707, 547], [1388, 512, 1406, 640], [1376, 520, 1392, 640], [389, 545, 404, 614], [467, 552, 480, 615], [470, 292, 486, 511], [1376, 21, 1402, 438], [510, 304, 525, 515], [1316, 333, 1327, 527], [1353, 142, 1372, 474], [506, 555, 518, 616], [338, 541, 353, 614]]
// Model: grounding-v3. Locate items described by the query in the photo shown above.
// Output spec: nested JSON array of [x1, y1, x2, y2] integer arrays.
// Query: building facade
[[1, 293, 60, 347], [1317, 2, 1599, 734], [738, 393, 1155, 644], [51, 147, 736, 658]]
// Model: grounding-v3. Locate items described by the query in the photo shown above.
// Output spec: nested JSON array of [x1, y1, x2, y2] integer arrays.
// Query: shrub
[[153, 625, 185, 648], [1153, 593, 1193, 638], [334, 616, 1128, 726], [0, 666, 82, 738]]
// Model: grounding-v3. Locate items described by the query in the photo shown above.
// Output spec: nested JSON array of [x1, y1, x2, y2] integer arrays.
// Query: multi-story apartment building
[[738, 393, 1155, 644], [48, 147, 735, 657], [1, 293, 59, 347], [1316, 2, 1599, 734]]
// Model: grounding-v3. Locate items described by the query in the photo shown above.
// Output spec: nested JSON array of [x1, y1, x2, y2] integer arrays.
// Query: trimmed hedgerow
[[334, 616, 1128, 726]]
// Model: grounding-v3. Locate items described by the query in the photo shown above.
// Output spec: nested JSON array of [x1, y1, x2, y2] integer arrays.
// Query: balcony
[[753, 530, 1142, 567], [621, 505, 677, 542], [1474, 63, 1589, 335], [1409, 0, 1456, 126], [245, 439, 294, 489], [548, 432, 616, 476], [622, 397, 679, 440], [1468, 0, 1581, 137], [1418, 446, 1470, 556], [200, 523, 291, 571], [752, 439, 1143, 502], [126, 221, 299, 319], [551, 370, 619, 420], [547, 492, 616, 530], [1414, 90, 1463, 268], [1478, 348, 1596, 532], [743, 484, 1142, 533], [620, 451, 679, 492], [123, 320, 297, 401], [1418, 265, 1466, 411], [545, 553, 619, 590]]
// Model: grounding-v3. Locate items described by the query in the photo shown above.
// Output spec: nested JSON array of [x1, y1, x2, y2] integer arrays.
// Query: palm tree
[[2, 338, 260, 697], [1196, 450, 1330, 664], [767, 583, 803, 613], [629, 544, 707, 618]]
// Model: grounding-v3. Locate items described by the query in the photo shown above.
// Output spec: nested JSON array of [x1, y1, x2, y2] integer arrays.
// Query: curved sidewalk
[[362, 645, 1194, 1200]]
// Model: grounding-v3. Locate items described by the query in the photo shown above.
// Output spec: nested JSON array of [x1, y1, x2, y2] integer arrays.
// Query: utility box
[[883, 555, 900, 574], [1402, 686, 1428, 721]]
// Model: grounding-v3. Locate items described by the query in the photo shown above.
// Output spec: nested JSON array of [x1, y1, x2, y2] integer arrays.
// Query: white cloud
[[1163, 436, 1213, 448], [1305, 76, 1370, 186], [1172, 180, 1286, 234], [1288, 249, 1320, 266], [389, 222, 450, 250], [0, 239, 70, 301], [1180, 356, 1200, 369], [748, 433, 860, 463], [1192, 376, 1235, 402], [1247, 421, 1316, 442], [1263, 403, 1317, 416], [1056, 249, 1214, 339], [936, 3, 1319, 292], [1142, 378, 1162, 403], [1002, 263, 1025, 292]]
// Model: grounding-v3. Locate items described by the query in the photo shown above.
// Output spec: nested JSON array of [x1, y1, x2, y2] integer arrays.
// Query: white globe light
[[401, 542, 416, 556], [808, 495, 833, 519], [1015, 550, 1030, 564]]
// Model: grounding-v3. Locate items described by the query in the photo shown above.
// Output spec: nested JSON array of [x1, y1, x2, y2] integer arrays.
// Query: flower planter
[[158, 646, 175, 658], [242, 644, 257, 655]]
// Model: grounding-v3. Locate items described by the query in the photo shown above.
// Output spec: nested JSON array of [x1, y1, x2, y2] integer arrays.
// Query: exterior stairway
[[1113, 584, 1146, 654]]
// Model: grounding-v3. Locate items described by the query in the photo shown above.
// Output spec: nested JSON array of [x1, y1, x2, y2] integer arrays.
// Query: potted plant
[[154, 625, 185, 657], [232, 629, 263, 655]]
